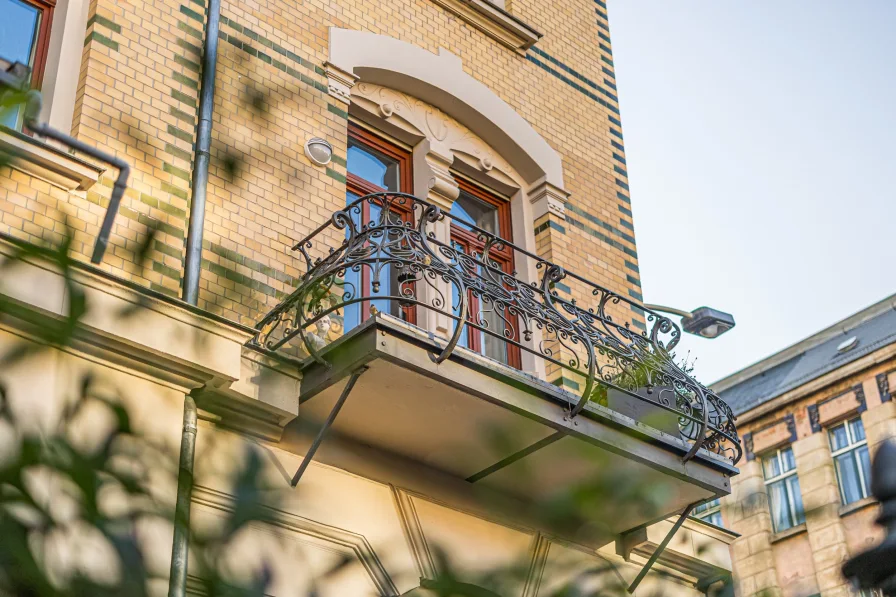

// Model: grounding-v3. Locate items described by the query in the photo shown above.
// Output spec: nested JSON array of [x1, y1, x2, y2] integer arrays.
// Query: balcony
[[252, 192, 741, 541]]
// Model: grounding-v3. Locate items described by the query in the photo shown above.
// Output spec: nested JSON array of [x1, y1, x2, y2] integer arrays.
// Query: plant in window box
[[592, 353, 700, 438]]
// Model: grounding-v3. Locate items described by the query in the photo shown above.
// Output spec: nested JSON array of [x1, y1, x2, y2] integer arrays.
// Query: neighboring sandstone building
[[714, 294, 896, 597], [1, 0, 741, 594]]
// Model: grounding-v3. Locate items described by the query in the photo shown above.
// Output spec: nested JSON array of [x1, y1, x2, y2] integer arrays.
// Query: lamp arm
[[643, 304, 694, 320]]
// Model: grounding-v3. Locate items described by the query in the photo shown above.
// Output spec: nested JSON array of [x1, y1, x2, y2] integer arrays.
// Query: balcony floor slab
[[282, 315, 736, 538]]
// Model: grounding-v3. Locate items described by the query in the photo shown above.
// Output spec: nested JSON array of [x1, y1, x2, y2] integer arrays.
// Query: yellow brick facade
[[1, 0, 643, 372]]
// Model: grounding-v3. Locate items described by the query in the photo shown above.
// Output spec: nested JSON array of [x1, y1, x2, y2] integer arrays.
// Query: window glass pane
[[849, 418, 866, 442], [706, 511, 723, 527], [0, 0, 41, 130], [347, 139, 400, 191], [763, 454, 781, 479], [786, 474, 805, 525], [341, 188, 406, 335], [781, 447, 796, 472], [365, 201, 402, 319], [858, 445, 871, 497], [835, 452, 863, 505], [0, 0, 40, 65], [479, 285, 508, 363], [768, 479, 792, 532], [694, 498, 721, 514], [830, 423, 849, 452], [450, 191, 500, 235]]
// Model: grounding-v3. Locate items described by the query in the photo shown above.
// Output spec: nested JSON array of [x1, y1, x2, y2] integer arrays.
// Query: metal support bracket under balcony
[[290, 365, 368, 487], [626, 501, 699, 594]]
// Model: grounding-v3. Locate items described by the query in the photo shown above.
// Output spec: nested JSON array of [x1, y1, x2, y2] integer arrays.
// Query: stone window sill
[[429, 0, 542, 53], [839, 496, 877, 518], [770, 522, 807, 544], [0, 127, 104, 191]]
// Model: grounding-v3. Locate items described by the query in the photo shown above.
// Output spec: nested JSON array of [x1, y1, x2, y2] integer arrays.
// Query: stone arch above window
[[351, 81, 523, 204], [326, 28, 568, 219]]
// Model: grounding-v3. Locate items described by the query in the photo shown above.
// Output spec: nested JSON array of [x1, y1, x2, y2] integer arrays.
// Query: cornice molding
[[733, 343, 896, 425], [0, 127, 104, 191], [428, 0, 542, 54], [712, 294, 896, 393]]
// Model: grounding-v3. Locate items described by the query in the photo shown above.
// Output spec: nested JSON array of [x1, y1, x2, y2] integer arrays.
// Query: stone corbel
[[324, 61, 358, 105], [528, 179, 569, 220], [414, 141, 459, 210]]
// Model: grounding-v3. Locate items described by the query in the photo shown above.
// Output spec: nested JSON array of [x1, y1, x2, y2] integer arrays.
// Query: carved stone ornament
[[785, 413, 797, 442], [324, 62, 358, 105], [877, 371, 892, 403], [807, 404, 821, 433], [352, 82, 521, 188], [854, 383, 868, 413], [529, 179, 569, 219]]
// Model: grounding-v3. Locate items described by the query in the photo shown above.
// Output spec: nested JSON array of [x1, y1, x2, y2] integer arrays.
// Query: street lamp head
[[681, 307, 736, 339]]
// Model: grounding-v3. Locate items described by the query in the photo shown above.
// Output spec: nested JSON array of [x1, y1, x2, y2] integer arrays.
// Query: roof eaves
[[712, 293, 896, 394]]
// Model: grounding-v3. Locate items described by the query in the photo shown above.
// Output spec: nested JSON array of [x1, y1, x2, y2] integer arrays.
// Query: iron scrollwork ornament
[[252, 193, 742, 464]]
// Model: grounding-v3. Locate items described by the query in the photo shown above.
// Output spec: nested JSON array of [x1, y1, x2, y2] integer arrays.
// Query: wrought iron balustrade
[[252, 192, 741, 464]]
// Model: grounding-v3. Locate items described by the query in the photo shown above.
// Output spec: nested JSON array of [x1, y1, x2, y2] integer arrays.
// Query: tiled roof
[[712, 295, 896, 416]]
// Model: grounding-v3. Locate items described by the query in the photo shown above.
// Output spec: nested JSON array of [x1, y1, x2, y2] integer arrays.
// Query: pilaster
[[793, 433, 851, 597], [725, 460, 782, 597]]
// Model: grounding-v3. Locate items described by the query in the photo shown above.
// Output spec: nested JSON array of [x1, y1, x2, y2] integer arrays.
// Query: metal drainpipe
[[182, 0, 222, 305], [21, 91, 130, 264], [168, 394, 198, 597]]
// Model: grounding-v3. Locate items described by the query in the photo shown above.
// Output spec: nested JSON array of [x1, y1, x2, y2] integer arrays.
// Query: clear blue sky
[[609, 1, 896, 383]]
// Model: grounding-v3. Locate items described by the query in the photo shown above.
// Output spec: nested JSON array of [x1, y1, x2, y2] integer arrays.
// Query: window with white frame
[[829, 417, 871, 506], [692, 498, 723, 527], [762, 446, 805, 533]]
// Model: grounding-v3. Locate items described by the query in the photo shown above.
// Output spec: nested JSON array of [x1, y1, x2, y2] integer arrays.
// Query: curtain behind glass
[[768, 480, 792, 532], [835, 452, 863, 504]]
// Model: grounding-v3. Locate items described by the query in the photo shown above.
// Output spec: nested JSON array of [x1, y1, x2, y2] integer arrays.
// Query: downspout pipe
[[182, 0, 222, 305], [168, 394, 198, 597], [22, 90, 130, 264]]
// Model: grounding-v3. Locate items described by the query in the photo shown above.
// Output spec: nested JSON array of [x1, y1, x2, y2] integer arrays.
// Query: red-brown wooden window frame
[[9, 0, 56, 90], [449, 177, 521, 369], [345, 123, 416, 325]]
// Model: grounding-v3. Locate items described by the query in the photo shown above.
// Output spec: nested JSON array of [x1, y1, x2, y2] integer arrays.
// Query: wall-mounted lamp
[[644, 304, 736, 339], [304, 137, 333, 166]]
